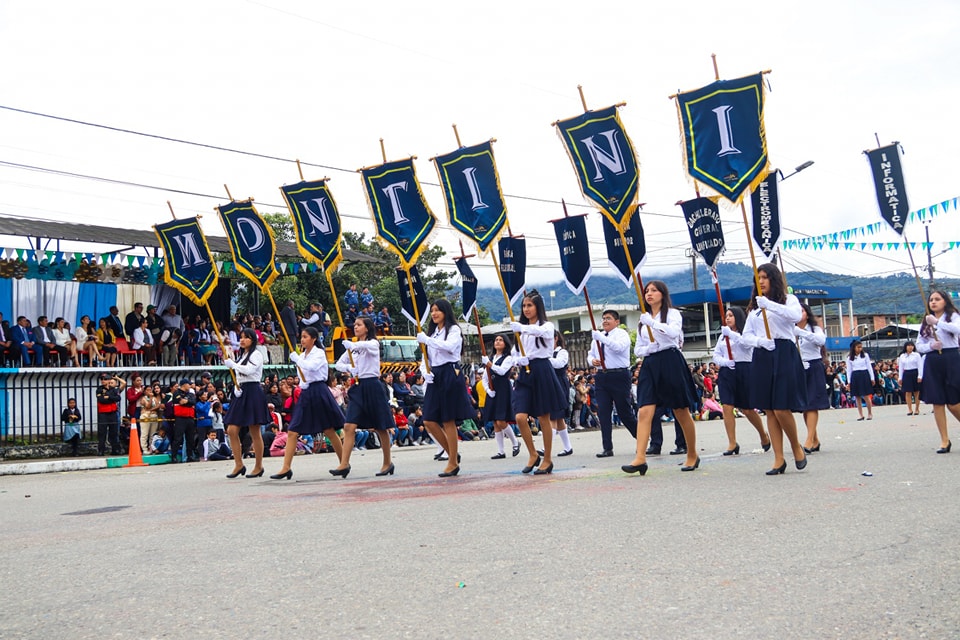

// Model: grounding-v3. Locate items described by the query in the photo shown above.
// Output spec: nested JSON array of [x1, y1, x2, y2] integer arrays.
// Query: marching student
[[916, 290, 960, 453], [482, 334, 521, 460], [714, 306, 770, 456], [590, 309, 639, 458], [795, 303, 830, 453], [550, 330, 574, 457], [897, 341, 923, 416], [846, 340, 875, 421], [223, 328, 268, 479]]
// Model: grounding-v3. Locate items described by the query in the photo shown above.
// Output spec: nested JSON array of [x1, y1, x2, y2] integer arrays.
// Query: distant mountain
[[469, 262, 959, 319]]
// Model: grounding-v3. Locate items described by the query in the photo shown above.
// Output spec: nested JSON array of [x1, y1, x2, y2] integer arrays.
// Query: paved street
[[2, 405, 958, 639]]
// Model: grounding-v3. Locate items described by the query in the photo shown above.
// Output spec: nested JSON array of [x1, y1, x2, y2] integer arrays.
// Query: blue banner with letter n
[[280, 179, 343, 275], [680, 197, 725, 269], [433, 141, 507, 254], [154, 218, 219, 306], [454, 257, 478, 321], [555, 105, 639, 230], [397, 265, 429, 327], [865, 144, 909, 236], [551, 215, 592, 295], [498, 236, 527, 307], [216, 200, 280, 292], [603, 210, 647, 289], [361, 158, 437, 270], [676, 73, 768, 204]]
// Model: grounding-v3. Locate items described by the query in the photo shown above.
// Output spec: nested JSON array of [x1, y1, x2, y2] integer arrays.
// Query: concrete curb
[[0, 454, 171, 476]]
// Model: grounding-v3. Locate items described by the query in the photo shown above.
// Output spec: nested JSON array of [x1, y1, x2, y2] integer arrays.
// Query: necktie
[[599, 332, 607, 358]]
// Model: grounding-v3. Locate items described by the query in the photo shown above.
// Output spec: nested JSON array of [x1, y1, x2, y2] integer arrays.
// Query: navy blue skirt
[[483, 372, 514, 422], [555, 367, 571, 419], [848, 369, 874, 398], [421, 363, 475, 423], [287, 382, 344, 436], [801, 359, 830, 411], [223, 381, 270, 427], [512, 357, 568, 420], [900, 369, 920, 393], [920, 348, 960, 405], [717, 363, 752, 409], [750, 339, 807, 411], [636, 348, 698, 410], [344, 378, 394, 430]]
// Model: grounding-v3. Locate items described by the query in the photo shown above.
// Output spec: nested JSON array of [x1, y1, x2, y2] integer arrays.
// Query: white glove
[[233, 386, 242, 398], [725, 360, 736, 370], [930, 340, 943, 351], [482, 379, 495, 397], [423, 372, 435, 384], [793, 325, 806, 338], [802, 360, 810, 370], [416, 332, 430, 345], [926, 314, 938, 326], [510, 321, 524, 333], [757, 337, 776, 351], [592, 330, 605, 342], [639, 313, 655, 327], [299, 381, 309, 390], [646, 341, 661, 354], [290, 352, 301, 364], [516, 356, 529, 367], [721, 326, 736, 339], [224, 359, 237, 370], [634, 343, 648, 358], [756, 296, 770, 310], [342, 339, 354, 351], [349, 367, 359, 377], [481, 355, 490, 365]]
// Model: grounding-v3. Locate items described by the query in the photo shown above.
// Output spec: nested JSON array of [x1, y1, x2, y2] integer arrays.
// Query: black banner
[[498, 236, 526, 307], [750, 172, 781, 259], [603, 210, 646, 289], [865, 144, 909, 236], [551, 215, 591, 295], [396, 265, 429, 328], [680, 197, 725, 269], [454, 257, 478, 321]]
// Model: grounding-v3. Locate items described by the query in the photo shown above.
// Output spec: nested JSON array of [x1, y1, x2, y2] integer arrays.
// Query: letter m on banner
[[676, 73, 769, 204], [555, 106, 639, 230], [216, 200, 280, 292], [280, 179, 343, 275], [154, 218, 218, 306]]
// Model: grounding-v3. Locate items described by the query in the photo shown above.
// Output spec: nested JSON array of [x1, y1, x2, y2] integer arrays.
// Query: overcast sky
[[1, 1, 958, 291]]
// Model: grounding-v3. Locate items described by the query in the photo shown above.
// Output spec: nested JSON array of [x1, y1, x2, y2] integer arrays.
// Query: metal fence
[[0, 365, 295, 446]]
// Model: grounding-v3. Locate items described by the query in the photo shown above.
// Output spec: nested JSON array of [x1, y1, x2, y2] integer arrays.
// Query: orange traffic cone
[[124, 418, 148, 467]]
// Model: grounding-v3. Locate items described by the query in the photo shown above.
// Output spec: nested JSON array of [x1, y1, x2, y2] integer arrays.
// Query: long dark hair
[[554, 330, 565, 349], [356, 316, 377, 341], [425, 298, 457, 339], [519, 290, 549, 349], [799, 303, 818, 328], [922, 290, 959, 338], [238, 327, 258, 365], [644, 280, 672, 323], [848, 339, 865, 360], [492, 333, 512, 355], [900, 340, 916, 355], [748, 263, 788, 310], [726, 305, 746, 334], [301, 325, 320, 349]]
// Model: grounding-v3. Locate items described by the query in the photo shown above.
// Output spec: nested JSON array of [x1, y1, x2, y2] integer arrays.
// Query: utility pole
[[925, 223, 936, 292], [685, 248, 698, 289]]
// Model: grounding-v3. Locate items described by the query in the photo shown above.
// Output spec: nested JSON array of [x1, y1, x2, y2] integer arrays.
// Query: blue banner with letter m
[[676, 73, 768, 204], [433, 141, 507, 255], [360, 158, 437, 270], [216, 200, 280, 292], [555, 105, 639, 230], [154, 218, 219, 306], [280, 179, 343, 276]]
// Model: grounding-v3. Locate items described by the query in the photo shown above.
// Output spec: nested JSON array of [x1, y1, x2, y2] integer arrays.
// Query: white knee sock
[[495, 430, 505, 454], [557, 427, 572, 451], [505, 428, 519, 447]]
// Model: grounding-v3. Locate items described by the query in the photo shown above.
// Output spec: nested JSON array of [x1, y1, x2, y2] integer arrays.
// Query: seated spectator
[[699, 392, 724, 421], [33, 315, 60, 366], [458, 418, 481, 441], [393, 371, 413, 407], [132, 317, 157, 365], [354, 428, 371, 451], [202, 430, 232, 461], [263, 423, 280, 455], [345, 304, 358, 326], [270, 425, 288, 457], [375, 306, 393, 334], [97, 317, 119, 367], [13, 316, 37, 366], [52, 317, 80, 367], [359, 287, 374, 309], [392, 406, 412, 446], [408, 406, 430, 445], [409, 372, 426, 406], [0, 313, 12, 364], [150, 426, 171, 454]]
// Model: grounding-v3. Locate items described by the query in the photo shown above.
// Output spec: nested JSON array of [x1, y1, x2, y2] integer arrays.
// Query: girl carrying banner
[[794, 303, 830, 453], [916, 290, 960, 453], [482, 334, 520, 459], [715, 306, 770, 456], [550, 330, 574, 457], [223, 328, 269, 479]]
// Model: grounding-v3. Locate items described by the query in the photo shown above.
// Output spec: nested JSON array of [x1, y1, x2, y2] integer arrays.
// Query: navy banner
[[498, 236, 527, 306], [454, 257, 478, 321], [397, 265, 429, 328], [750, 172, 781, 259], [433, 141, 508, 254], [680, 197, 725, 269], [551, 215, 592, 295], [280, 179, 343, 275], [216, 201, 280, 292], [865, 144, 909, 236], [361, 158, 437, 270], [555, 105, 639, 229], [676, 73, 768, 204], [603, 211, 646, 289], [154, 218, 219, 306]]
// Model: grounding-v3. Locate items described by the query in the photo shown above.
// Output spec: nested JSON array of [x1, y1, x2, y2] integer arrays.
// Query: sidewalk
[[0, 453, 170, 476]]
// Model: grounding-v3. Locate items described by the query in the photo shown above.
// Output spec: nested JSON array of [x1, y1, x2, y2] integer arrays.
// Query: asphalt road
[[1, 404, 958, 639]]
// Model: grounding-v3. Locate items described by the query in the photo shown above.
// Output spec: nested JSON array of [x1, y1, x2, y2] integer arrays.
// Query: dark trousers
[[649, 407, 686, 451], [171, 417, 197, 461], [97, 411, 120, 454], [66, 434, 80, 455], [595, 369, 638, 452]]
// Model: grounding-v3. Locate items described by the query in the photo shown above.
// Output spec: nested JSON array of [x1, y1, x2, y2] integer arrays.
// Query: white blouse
[[52, 328, 73, 348], [743, 294, 803, 342], [512, 321, 555, 360], [847, 352, 874, 374], [229, 349, 264, 384], [897, 352, 924, 380], [716, 330, 754, 364], [421, 324, 463, 367], [291, 345, 329, 386], [794, 324, 826, 361], [917, 312, 960, 352], [336, 339, 380, 379], [550, 346, 569, 370], [634, 308, 683, 357]]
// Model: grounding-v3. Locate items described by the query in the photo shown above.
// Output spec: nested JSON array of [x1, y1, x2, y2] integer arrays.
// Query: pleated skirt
[[512, 358, 568, 420], [920, 348, 960, 405], [636, 348, 698, 410], [848, 369, 874, 398], [717, 363, 752, 409], [801, 359, 830, 411], [483, 372, 514, 423], [900, 369, 920, 393], [421, 363, 475, 423], [287, 382, 344, 435], [223, 381, 270, 427], [750, 339, 807, 411], [344, 378, 394, 430]]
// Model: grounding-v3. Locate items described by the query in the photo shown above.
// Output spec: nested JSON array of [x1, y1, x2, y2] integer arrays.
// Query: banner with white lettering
[[280, 179, 343, 275], [603, 210, 647, 289], [216, 200, 280, 292], [555, 105, 640, 230], [433, 141, 507, 254], [680, 197, 725, 269], [454, 257, 478, 321], [551, 215, 591, 295], [865, 144, 909, 236], [675, 73, 768, 204], [360, 158, 437, 270], [153, 218, 219, 306], [750, 172, 781, 259], [498, 236, 527, 306], [397, 265, 429, 327]]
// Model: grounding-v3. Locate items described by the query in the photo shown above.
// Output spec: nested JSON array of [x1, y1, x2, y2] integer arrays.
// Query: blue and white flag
[[680, 197, 725, 269], [865, 144, 909, 236], [360, 158, 437, 270], [676, 73, 768, 204], [154, 218, 219, 306], [280, 179, 343, 275], [750, 172, 781, 259], [397, 265, 429, 327], [603, 211, 646, 289], [498, 236, 526, 306], [551, 215, 592, 295], [454, 257, 478, 321], [433, 141, 507, 254], [555, 105, 639, 230], [216, 200, 280, 292]]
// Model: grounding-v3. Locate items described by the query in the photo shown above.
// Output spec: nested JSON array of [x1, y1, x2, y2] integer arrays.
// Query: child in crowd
[[61, 397, 82, 456], [150, 426, 170, 454], [202, 429, 232, 461]]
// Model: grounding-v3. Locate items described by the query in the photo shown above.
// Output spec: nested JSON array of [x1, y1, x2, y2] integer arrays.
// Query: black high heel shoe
[[226, 465, 246, 479], [533, 462, 554, 475], [329, 465, 351, 479], [680, 457, 700, 472], [521, 455, 541, 474], [375, 463, 395, 476], [270, 469, 293, 480], [621, 462, 648, 475], [795, 456, 807, 470], [722, 444, 740, 456], [937, 440, 952, 454], [438, 465, 460, 477], [247, 469, 265, 478], [766, 462, 787, 475], [762, 442, 772, 452]]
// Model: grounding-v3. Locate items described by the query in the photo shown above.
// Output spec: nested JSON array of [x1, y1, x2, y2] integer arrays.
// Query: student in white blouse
[[916, 290, 960, 453], [897, 341, 923, 416], [795, 303, 830, 453], [223, 328, 269, 479], [845, 341, 875, 421]]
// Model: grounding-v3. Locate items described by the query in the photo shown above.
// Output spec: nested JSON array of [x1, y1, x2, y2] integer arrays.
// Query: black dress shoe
[[491, 452, 506, 459], [533, 463, 553, 475], [669, 448, 686, 455], [621, 462, 648, 475], [512, 445, 521, 457], [226, 465, 246, 479], [375, 462, 395, 476], [438, 465, 460, 477], [557, 449, 573, 457], [937, 440, 952, 454], [645, 447, 661, 455], [795, 457, 807, 470], [522, 456, 542, 473], [329, 465, 351, 479], [766, 462, 787, 475], [247, 469, 264, 478], [680, 457, 700, 472], [270, 469, 293, 480], [596, 450, 613, 458], [722, 443, 740, 456], [762, 442, 772, 452]]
